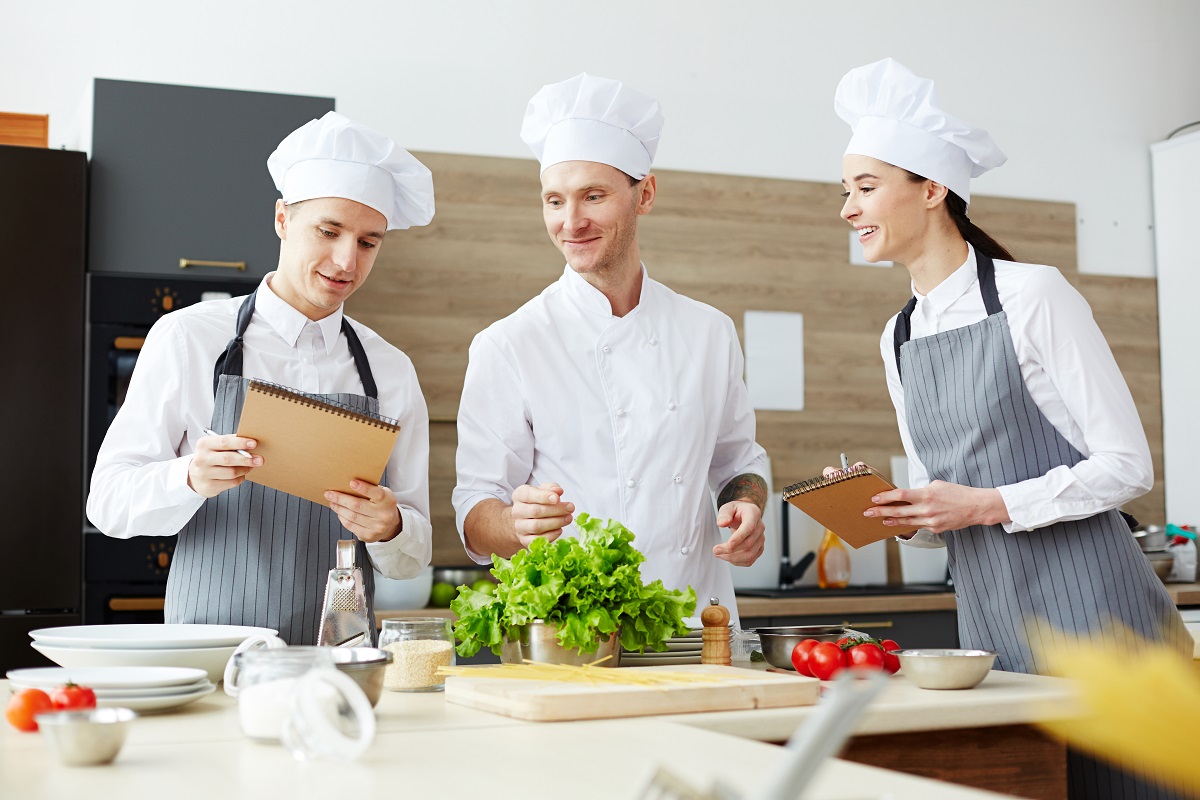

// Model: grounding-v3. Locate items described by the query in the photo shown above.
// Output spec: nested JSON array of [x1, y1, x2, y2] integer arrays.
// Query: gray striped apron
[[894, 252, 1189, 799], [164, 291, 378, 646]]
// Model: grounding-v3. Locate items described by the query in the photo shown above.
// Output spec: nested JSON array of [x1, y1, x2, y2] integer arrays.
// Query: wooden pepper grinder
[[700, 597, 731, 666]]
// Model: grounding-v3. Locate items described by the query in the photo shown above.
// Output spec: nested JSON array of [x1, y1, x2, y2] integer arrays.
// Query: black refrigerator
[[0, 145, 87, 670]]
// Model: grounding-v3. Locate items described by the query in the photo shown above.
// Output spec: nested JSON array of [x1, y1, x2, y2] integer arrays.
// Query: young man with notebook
[[452, 74, 769, 626], [87, 112, 435, 645]]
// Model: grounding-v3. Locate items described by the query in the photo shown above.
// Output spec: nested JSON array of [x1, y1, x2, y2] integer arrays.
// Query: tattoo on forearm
[[718, 473, 768, 511]]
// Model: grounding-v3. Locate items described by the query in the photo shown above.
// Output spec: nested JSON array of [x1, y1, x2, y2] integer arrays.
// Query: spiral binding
[[247, 379, 400, 432], [782, 465, 870, 499]]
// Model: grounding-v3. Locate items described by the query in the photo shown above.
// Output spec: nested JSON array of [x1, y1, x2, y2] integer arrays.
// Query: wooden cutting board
[[443, 664, 820, 722]]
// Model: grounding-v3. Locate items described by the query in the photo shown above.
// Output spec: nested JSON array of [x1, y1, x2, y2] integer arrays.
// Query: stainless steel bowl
[[894, 649, 996, 690], [1133, 525, 1169, 552], [1145, 550, 1174, 583], [754, 625, 846, 671], [35, 707, 137, 766], [500, 621, 620, 667], [329, 646, 393, 707]]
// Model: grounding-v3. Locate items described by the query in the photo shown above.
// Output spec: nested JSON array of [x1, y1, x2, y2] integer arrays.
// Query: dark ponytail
[[905, 171, 1015, 262]]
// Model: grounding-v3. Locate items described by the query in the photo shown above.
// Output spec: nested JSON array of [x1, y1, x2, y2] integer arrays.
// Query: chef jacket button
[[602, 346, 611, 353], [649, 337, 658, 346], [668, 402, 677, 411], [673, 476, 682, 484], [615, 408, 625, 417], [626, 479, 636, 488], [680, 546, 691, 555]]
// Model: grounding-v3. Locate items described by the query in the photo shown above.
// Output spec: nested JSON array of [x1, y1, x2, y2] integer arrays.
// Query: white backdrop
[[4, 0, 1200, 278]]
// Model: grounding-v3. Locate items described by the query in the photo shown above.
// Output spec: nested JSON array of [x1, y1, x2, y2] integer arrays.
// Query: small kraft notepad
[[235, 379, 401, 507], [783, 465, 918, 548]]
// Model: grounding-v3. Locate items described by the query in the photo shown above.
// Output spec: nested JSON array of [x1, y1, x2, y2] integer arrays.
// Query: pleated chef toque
[[267, 111, 435, 231], [521, 73, 664, 179], [834, 58, 1006, 207]]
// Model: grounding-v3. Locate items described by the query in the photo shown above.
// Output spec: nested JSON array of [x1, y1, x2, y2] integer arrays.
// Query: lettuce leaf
[[452, 514, 697, 658]]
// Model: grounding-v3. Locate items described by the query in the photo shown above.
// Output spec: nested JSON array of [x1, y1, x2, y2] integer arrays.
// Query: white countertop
[[0, 668, 1074, 799]]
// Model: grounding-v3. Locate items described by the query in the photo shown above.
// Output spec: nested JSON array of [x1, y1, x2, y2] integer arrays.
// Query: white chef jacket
[[453, 265, 769, 625], [881, 245, 1152, 545], [87, 274, 432, 579]]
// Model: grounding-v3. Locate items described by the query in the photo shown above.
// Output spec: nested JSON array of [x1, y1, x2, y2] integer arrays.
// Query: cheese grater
[[317, 540, 371, 647]]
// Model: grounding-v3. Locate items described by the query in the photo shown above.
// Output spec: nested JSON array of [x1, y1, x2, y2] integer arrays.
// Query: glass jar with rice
[[378, 618, 455, 692]]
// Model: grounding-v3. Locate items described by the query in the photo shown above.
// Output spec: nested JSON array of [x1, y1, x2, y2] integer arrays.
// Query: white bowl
[[372, 565, 433, 610], [32, 642, 236, 683], [30, 624, 277, 650]]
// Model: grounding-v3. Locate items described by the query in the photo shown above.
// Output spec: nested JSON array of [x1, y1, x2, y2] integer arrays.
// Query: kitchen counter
[[0, 677, 1026, 800]]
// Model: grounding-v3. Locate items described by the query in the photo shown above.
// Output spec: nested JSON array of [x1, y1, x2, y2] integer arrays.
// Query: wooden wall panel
[[347, 152, 1164, 564], [0, 112, 49, 148]]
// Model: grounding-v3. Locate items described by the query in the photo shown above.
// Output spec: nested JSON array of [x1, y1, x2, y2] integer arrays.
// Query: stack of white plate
[[28, 624, 277, 682], [6, 666, 215, 713], [621, 629, 705, 666]]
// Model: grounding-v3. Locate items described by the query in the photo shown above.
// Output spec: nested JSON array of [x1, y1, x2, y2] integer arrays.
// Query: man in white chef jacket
[[452, 74, 769, 625], [87, 112, 434, 644]]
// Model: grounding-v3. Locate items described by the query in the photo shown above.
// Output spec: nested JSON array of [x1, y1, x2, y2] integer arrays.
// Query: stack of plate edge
[[6, 666, 217, 713]]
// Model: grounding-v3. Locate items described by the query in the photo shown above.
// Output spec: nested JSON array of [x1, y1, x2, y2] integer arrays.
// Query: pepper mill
[[700, 597, 731, 666]]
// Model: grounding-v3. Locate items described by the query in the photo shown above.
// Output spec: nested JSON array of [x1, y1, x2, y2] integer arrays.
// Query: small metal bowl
[[1145, 550, 1174, 583], [1133, 525, 1169, 552], [754, 625, 846, 671], [35, 707, 137, 766], [329, 647, 393, 707], [894, 649, 997, 690]]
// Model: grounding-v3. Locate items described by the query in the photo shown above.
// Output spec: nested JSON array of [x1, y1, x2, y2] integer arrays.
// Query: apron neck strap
[[212, 290, 379, 399], [892, 249, 1004, 381]]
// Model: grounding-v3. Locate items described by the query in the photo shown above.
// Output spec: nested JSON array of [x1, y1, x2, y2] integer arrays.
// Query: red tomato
[[807, 642, 847, 680], [5, 689, 53, 732], [847, 642, 886, 671], [880, 639, 901, 674], [51, 682, 97, 711], [790, 639, 820, 676]]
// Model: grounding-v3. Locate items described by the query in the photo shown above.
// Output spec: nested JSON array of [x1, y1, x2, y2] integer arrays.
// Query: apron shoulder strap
[[212, 291, 258, 395], [339, 318, 378, 400], [892, 296, 917, 382]]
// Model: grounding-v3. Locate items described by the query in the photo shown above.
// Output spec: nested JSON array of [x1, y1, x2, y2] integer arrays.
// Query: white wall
[[4, 0, 1199, 277]]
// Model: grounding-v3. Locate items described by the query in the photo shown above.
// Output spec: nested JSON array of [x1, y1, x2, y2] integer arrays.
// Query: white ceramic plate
[[94, 682, 217, 713], [620, 654, 703, 666], [6, 665, 209, 690], [31, 643, 235, 682], [29, 624, 277, 650], [659, 641, 704, 652]]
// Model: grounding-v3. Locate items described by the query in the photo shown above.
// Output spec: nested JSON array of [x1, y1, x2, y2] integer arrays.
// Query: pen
[[840, 452, 849, 472], [202, 427, 253, 459]]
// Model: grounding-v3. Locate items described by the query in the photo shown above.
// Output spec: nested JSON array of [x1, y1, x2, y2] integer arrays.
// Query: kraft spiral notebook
[[235, 379, 401, 507], [782, 465, 918, 549]]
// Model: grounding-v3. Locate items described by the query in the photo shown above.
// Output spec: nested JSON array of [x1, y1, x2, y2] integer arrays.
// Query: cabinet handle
[[842, 620, 894, 629], [179, 258, 246, 271], [113, 336, 145, 351], [108, 597, 166, 611]]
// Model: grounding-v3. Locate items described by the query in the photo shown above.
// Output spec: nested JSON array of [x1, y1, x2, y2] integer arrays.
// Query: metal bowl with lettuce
[[451, 515, 697, 666]]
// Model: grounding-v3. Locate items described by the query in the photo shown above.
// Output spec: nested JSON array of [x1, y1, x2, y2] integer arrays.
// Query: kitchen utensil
[[753, 625, 846, 670], [443, 663, 819, 722], [378, 618, 456, 692], [894, 648, 996, 689], [36, 707, 137, 767], [6, 666, 207, 690], [28, 624, 278, 650], [1133, 525, 1169, 552], [317, 539, 372, 647], [700, 599, 732, 666], [1146, 550, 1175, 582], [499, 620, 621, 667], [30, 642, 236, 682], [329, 647, 393, 707], [634, 670, 887, 800]]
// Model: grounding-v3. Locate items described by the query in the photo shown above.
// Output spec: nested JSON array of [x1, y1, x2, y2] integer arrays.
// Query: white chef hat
[[834, 58, 1006, 206], [520, 73, 663, 179], [267, 111, 434, 231]]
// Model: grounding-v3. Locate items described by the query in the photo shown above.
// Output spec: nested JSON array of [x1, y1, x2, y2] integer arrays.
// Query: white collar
[[560, 262, 650, 318], [257, 273, 344, 352], [913, 244, 978, 314]]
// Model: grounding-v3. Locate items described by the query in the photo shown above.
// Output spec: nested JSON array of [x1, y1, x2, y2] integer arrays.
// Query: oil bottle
[[817, 528, 851, 589]]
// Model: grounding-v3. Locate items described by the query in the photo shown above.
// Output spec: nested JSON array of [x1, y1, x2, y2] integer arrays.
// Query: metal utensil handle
[[179, 258, 247, 271], [753, 670, 888, 800]]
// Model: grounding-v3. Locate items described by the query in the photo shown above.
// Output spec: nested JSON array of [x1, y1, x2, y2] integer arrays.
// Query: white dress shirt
[[453, 265, 769, 624], [880, 245, 1152, 545], [87, 275, 432, 578]]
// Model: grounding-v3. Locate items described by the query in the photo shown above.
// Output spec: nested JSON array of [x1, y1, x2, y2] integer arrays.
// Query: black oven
[[84, 273, 258, 624]]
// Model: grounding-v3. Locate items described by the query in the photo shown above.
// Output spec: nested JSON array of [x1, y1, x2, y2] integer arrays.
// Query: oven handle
[[108, 597, 165, 612], [179, 258, 246, 271], [113, 336, 145, 351]]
